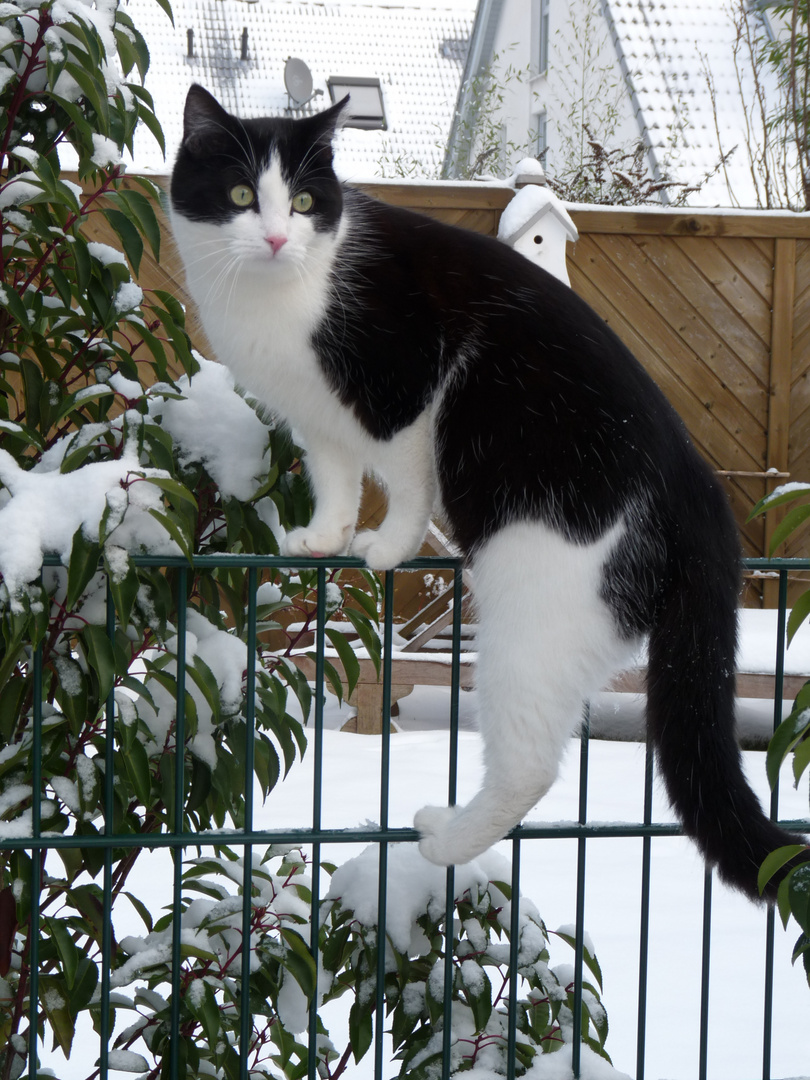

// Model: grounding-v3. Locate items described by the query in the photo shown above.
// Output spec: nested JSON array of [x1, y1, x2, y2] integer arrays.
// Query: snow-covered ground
[[256, 686, 810, 1080]]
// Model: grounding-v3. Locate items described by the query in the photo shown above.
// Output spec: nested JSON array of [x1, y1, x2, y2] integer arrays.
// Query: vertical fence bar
[[98, 579, 117, 1080], [763, 567, 789, 1080], [169, 568, 188, 1077], [441, 860, 456, 1080], [307, 565, 327, 1080], [635, 738, 655, 1080], [698, 867, 713, 1080], [27, 637, 44, 1079], [441, 564, 463, 1077], [374, 570, 395, 1078], [763, 903, 775, 1080], [240, 566, 258, 1077], [571, 706, 591, 1080], [443, 566, 464, 841], [447, 563, 463, 808], [506, 837, 522, 1076]]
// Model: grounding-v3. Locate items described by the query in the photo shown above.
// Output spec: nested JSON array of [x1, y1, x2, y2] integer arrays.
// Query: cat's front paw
[[350, 529, 416, 571], [415, 804, 482, 866], [282, 524, 353, 559]]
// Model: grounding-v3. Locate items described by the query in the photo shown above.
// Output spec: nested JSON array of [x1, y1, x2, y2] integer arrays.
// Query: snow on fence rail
[[2, 553, 810, 1080]]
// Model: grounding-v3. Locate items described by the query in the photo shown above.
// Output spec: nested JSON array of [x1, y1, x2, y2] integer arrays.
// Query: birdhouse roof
[[498, 186, 579, 247]]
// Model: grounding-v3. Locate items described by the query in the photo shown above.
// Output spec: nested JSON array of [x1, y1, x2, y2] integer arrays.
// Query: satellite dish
[[284, 57, 314, 106]]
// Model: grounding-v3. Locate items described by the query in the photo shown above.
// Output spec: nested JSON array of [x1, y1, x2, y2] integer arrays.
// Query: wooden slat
[[788, 407, 810, 471], [354, 181, 514, 213], [569, 236, 766, 465], [786, 241, 810, 579], [569, 233, 770, 555], [569, 207, 810, 239], [590, 235, 768, 441], [634, 235, 771, 418], [791, 241, 810, 384], [768, 237, 797, 476], [606, 668, 808, 700], [670, 236, 772, 352], [292, 654, 804, 734], [764, 238, 797, 605]]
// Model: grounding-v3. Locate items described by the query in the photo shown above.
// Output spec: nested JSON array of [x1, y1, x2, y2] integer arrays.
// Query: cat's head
[[170, 85, 347, 275]]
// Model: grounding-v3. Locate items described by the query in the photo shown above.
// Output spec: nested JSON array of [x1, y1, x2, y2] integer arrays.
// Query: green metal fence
[[2, 554, 810, 1079]]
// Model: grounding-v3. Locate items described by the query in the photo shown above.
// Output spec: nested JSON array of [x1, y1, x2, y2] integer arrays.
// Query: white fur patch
[[417, 518, 639, 865], [170, 186, 354, 443], [172, 178, 435, 565]]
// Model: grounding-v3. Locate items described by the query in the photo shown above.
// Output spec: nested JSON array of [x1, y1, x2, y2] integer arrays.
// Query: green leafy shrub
[[94, 844, 613, 1078], [321, 845, 611, 1077], [0, 0, 380, 1073]]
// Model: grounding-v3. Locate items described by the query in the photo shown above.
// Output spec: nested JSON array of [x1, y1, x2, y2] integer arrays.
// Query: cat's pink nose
[[265, 234, 287, 254]]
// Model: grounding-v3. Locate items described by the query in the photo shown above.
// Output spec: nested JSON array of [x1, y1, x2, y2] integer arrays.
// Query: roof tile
[[125, 0, 474, 179], [607, 0, 780, 204]]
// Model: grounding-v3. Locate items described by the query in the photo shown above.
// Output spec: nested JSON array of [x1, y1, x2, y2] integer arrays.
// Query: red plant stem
[[0, 13, 50, 169], [329, 1042, 355, 1077], [19, 169, 125, 299]]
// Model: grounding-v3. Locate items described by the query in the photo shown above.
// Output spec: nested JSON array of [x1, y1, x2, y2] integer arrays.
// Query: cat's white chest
[[210, 274, 323, 406], [172, 213, 349, 437]]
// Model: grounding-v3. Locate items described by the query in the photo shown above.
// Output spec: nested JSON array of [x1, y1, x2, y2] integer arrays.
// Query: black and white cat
[[170, 84, 806, 900]]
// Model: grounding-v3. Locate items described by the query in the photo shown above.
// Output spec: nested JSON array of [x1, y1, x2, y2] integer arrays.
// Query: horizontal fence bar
[[5, 819, 809, 849], [36, 553, 810, 571], [745, 557, 810, 570], [38, 552, 466, 571]]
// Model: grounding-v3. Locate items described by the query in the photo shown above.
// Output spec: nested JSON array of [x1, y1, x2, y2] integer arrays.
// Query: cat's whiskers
[[195, 114, 263, 181], [177, 246, 241, 295], [288, 145, 334, 191], [203, 257, 243, 313], [184, 239, 248, 312]]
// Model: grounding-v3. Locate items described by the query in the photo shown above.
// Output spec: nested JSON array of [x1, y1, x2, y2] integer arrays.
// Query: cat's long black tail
[[646, 525, 808, 902]]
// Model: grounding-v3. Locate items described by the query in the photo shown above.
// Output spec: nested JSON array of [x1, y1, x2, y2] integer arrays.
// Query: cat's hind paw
[[415, 804, 485, 866]]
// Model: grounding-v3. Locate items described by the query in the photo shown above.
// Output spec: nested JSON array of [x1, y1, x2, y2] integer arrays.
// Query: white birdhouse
[[498, 184, 579, 286]]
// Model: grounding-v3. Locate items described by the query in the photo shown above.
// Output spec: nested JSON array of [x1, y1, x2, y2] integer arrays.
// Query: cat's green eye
[[292, 191, 314, 214], [229, 184, 255, 208]]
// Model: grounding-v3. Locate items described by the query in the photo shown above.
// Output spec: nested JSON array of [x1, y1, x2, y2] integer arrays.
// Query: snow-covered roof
[[123, 0, 475, 181], [447, 0, 783, 206], [604, 0, 778, 205]]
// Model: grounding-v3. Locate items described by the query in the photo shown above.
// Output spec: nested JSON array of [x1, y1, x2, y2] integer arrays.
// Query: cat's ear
[[324, 95, 351, 130], [310, 95, 351, 144], [182, 84, 232, 155]]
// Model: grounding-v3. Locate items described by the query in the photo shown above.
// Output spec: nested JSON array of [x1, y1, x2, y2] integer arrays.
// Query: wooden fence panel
[[567, 230, 772, 558], [563, 208, 810, 603], [789, 238, 810, 567]]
